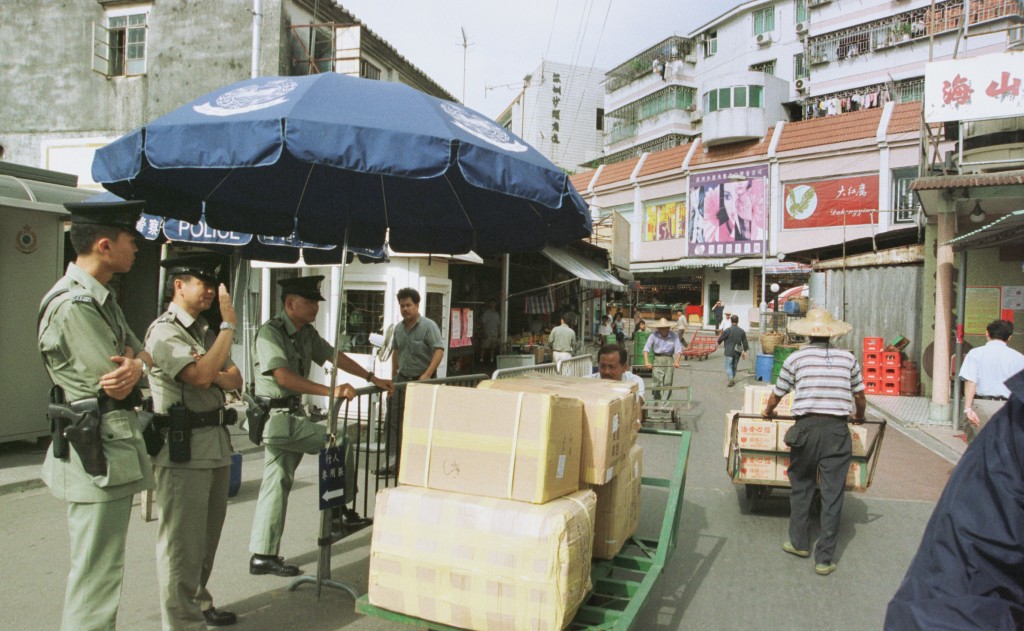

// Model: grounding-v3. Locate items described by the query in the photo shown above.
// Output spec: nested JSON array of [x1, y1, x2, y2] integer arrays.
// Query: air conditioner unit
[[684, 53, 697, 63], [796, 22, 808, 35], [808, 0, 830, 6], [795, 78, 808, 92], [690, 108, 704, 122], [756, 33, 770, 46]]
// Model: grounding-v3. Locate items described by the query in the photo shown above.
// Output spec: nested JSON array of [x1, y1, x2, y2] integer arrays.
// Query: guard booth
[[0, 163, 93, 443]]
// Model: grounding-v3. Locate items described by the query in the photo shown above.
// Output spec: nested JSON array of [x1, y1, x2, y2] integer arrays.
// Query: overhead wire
[[560, 0, 614, 166]]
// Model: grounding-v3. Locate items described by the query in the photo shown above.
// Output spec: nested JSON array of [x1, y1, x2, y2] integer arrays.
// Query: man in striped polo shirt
[[762, 308, 866, 577]]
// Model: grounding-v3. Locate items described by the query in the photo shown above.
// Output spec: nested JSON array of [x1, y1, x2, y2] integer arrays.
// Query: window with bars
[[345, 290, 386, 353], [360, 60, 381, 80], [93, 10, 149, 77], [753, 7, 776, 35], [751, 60, 776, 75], [892, 168, 920, 224], [704, 31, 718, 57], [794, 53, 809, 80], [795, 0, 809, 24]]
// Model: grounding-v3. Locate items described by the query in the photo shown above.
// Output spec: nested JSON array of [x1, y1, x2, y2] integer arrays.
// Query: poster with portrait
[[644, 201, 686, 241], [688, 165, 768, 257], [782, 175, 879, 229]]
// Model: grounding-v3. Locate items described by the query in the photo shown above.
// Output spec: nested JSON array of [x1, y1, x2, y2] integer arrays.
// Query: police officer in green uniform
[[145, 254, 241, 628], [38, 200, 155, 631], [248, 275, 393, 576]]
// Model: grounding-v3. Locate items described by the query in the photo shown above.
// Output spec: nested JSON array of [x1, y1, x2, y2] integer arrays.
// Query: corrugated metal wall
[[821, 265, 923, 359]]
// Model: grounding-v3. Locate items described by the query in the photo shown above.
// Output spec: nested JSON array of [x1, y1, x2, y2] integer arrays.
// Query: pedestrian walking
[[145, 254, 240, 628], [717, 314, 749, 387], [613, 311, 626, 345], [762, 308, 866, 576], [958, 319, 1024, 442], [712, 300, 725, 334], [643, 318, 685, 400], [479, 298, 500, 364], [598, 315, 613, 339], [382, 287, 444, 476], [549, 313, 576, 364], [249, 276, 391, 577], [37, 200, 155, 630]]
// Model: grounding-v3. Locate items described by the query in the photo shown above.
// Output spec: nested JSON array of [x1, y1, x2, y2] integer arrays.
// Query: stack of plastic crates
[[862, 337, 900, 395]]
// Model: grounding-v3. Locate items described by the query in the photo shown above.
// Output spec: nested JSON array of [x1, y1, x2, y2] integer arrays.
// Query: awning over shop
[[542, 246, 625, 291], [723, 257, 812, 273], [945, 209, 1024, 251], [630, 257, 737, 273]]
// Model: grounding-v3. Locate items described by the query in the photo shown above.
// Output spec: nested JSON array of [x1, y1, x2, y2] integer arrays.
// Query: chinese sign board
[[450, 307, 473, 348], [319, 444, 346, 510], [644, 200, 686, 241], [551, 73, 561, 144], [688, 165, 768, 257], [782, 175, 879, 230], [924, 53, 1024, 123], [965, 286, 1002, 335]]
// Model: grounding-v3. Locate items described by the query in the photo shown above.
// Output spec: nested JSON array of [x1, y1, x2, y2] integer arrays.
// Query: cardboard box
[[586, 445, 642, 559], [737, 418, 777, 451], [775, 420, 795, 452], [399, 384, 583, 503], [534, 374, 641, 445], [736, 454, 776, 481], [776, 422, 869, 455], [742, 384, 794, 416], [846, 458, 869, 488], [369, 486, 596, 631], [724, 410, 743, 458], [478, 376, 635, 484], [776, 456, 791, 482]]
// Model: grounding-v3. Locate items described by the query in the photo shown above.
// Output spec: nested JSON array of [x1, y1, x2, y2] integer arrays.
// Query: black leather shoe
[[372, 463, 398, 476], [202, 607, 237, 626], [249, 554, 300, 577], [343, 508, 372, 527]]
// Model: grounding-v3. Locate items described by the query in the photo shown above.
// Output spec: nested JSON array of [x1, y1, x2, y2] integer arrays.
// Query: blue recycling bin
[[755, 353, 773, 382]]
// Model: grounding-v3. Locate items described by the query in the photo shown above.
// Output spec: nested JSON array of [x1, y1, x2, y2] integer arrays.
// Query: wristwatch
[[219, 322, 236, 332]]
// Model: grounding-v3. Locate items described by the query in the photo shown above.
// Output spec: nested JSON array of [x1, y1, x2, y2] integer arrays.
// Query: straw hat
[[647, 317, 674, 330], [788, 308, 852, 337]]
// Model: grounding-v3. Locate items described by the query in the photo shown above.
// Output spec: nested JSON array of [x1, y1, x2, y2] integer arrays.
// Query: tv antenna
[[458, 27, 474, 103]]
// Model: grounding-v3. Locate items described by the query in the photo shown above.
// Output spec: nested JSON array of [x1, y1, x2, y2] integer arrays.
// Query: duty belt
[[153, 407, 237, 429], [73, 390, 141, 415], [257, 395, 302, 411], [975, 394, 1008, 401]]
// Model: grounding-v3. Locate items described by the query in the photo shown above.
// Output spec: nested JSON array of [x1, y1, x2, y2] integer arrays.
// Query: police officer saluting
[[38, 200, 155, 630], [145, 254, 241, 628], [249, 275, 392, 577]]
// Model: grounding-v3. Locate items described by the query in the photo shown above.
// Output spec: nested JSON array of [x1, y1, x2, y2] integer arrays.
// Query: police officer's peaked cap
[[160, 253, 224, 285], [277, 275, 325, 301], [65, 199, 146, 238]]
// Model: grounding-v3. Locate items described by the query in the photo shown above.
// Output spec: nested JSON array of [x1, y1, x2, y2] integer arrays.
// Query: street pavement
[[0, 349, 957, 630]]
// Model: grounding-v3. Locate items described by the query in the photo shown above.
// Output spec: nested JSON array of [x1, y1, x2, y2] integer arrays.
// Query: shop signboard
[[644, 200, 686, 242], [782, 175, 879, 230], [688, 165, 767, 257]]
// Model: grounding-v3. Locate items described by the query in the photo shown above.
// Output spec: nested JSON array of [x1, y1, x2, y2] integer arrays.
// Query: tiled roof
[[637, 143, 692, 178], [777, 109, 882, 152], [569, 170, 596, 192], [689, 130, 772, 166], [911, 169, 1024, 190], [888, 101, 922, 134], [594, 155, 641, 188]]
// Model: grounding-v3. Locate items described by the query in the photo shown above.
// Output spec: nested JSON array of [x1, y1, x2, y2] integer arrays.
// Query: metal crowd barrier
[[491, 354, 595, 380]]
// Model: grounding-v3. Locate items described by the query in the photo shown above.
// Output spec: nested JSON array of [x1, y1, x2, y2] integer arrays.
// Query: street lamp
[[770, 283, 781, 312]]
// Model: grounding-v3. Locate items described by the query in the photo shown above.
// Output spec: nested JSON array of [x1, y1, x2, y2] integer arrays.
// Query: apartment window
[[734, 86, 748, 107], [92, 8, 149, 77], [705, 85, 767, 112], [704, 31, 718, 57], [750, 60, 776, 75], [794, 53, 809, 80], [795, 0, 809, 23], [718, 87, 732, 109], [753, 7, 776, 36], [360, 60, 381, 80], [344, 290, 386, 353], [731, 269, 750, 291], [749, 85, 764, 107], [892, 168, 919, 224], [596, 108, 605, 131]]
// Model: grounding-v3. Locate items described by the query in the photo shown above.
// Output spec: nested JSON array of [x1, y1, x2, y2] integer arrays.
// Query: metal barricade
[[558, 355, 593, 377], [491, 362, 559, 380]]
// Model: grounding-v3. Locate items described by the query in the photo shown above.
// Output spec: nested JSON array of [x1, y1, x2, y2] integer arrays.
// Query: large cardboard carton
[[736, 418, 777, 451], [399, 384, 583, 503], [478, 376, 635, 484], [776, 422, 869, 455], [735, 454, 776, 481], [586, 445, 643, 559], [775, 455, 791, 482], [535, 374, 642, 446], [743, 385, 794, 416], [775, 420, 795, 452], [369, 486, 596, 631]]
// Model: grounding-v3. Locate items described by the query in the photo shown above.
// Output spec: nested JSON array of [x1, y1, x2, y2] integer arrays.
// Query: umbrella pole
[[287, 231, 359, 600]]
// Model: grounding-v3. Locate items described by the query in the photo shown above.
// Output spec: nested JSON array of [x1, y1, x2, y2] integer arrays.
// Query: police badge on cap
[[277, 275, 325, 301], [64, 199, 147, 238], [159, 253, 224, 285]]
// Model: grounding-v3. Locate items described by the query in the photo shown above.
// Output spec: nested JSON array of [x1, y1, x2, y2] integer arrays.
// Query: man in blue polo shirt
[[643, 318, 685, 400]]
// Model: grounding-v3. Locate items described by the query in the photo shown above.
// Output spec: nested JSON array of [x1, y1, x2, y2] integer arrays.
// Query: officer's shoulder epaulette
[[71, 294, 94, 304], [155, 311, 177, 325]]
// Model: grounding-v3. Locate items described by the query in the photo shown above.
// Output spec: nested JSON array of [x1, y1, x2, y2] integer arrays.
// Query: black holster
[[167, 403, 191, 463], [64, 398, 108, 477], [247, 397, 271, 446], [47, 386, 71, 460], [137, 397, 166, 457]]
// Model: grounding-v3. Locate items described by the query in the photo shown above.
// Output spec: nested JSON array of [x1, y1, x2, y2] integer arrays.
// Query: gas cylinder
[[899, 360, 920, 396]]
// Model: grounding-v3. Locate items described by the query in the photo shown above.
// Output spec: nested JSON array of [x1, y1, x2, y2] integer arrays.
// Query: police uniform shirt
[[253, 311, 335, 398], [145, 302, 233, 468], [391, 316, 444, 379], [38, 262, 154, 502]]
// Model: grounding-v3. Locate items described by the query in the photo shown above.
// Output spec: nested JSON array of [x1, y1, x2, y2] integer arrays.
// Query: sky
[[337, 0, 742, 118]]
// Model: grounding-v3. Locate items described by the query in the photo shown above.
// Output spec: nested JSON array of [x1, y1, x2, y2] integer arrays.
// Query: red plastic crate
[[882, 351, 901, 367], [863, 337, 884, 352], [883, 366, 901, 380], [882, 381, 899, 395], [864, 380, 881, 394], [864, 366, 880, 379], [863, 351, 881, 366]]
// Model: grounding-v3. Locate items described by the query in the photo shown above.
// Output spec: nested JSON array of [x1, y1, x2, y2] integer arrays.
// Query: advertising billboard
[[782, 175, 879, 230], [689, 165, 767, 257], [644, 200, 686, 241]]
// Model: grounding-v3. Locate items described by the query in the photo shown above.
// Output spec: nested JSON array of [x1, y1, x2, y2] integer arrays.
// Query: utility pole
[[459, 27, 473, 103]]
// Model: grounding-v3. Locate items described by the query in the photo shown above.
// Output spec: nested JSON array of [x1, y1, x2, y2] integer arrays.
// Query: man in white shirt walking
[[959, 319, 1024, 442]]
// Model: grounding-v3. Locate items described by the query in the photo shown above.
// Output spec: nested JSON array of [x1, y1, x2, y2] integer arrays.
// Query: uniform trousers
[[786, 414, 852, 564], [63, 495, 133, 631], [651, 355, 674, 399], [156, 465, 229, 631], [249, 414, 357, 555]]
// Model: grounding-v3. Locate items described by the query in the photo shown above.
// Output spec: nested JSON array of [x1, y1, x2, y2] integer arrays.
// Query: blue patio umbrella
[[92, 73, 591, 255]]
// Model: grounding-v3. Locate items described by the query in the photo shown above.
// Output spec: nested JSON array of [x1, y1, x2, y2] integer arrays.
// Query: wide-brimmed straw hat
[[788, 308, 852, 337], [647, 317, 674, 330]]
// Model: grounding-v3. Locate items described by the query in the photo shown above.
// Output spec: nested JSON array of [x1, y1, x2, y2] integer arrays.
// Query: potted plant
[[894, 22, 913, 41]]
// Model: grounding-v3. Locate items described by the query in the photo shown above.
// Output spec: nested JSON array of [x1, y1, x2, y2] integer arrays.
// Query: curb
[[867, 400, 964, 465]]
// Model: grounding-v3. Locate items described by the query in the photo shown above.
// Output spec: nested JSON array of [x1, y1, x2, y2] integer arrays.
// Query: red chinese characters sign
[[925, 53, 1024, 123], [782, 175, 879, 230]]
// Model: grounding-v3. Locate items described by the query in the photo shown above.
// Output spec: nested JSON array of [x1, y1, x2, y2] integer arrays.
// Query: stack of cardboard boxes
[[367, 376, 643, 630]]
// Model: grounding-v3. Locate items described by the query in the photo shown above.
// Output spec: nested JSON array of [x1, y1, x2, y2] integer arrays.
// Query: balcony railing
[[605, 85, 697, 122], [604, 35, 695, 93], [805, 0, 1023, 65]]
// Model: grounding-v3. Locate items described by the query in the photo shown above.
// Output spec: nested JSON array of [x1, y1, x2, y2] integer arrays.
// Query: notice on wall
[[1002, 286, 1024, 310], [965, 286, 1002, 335]]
